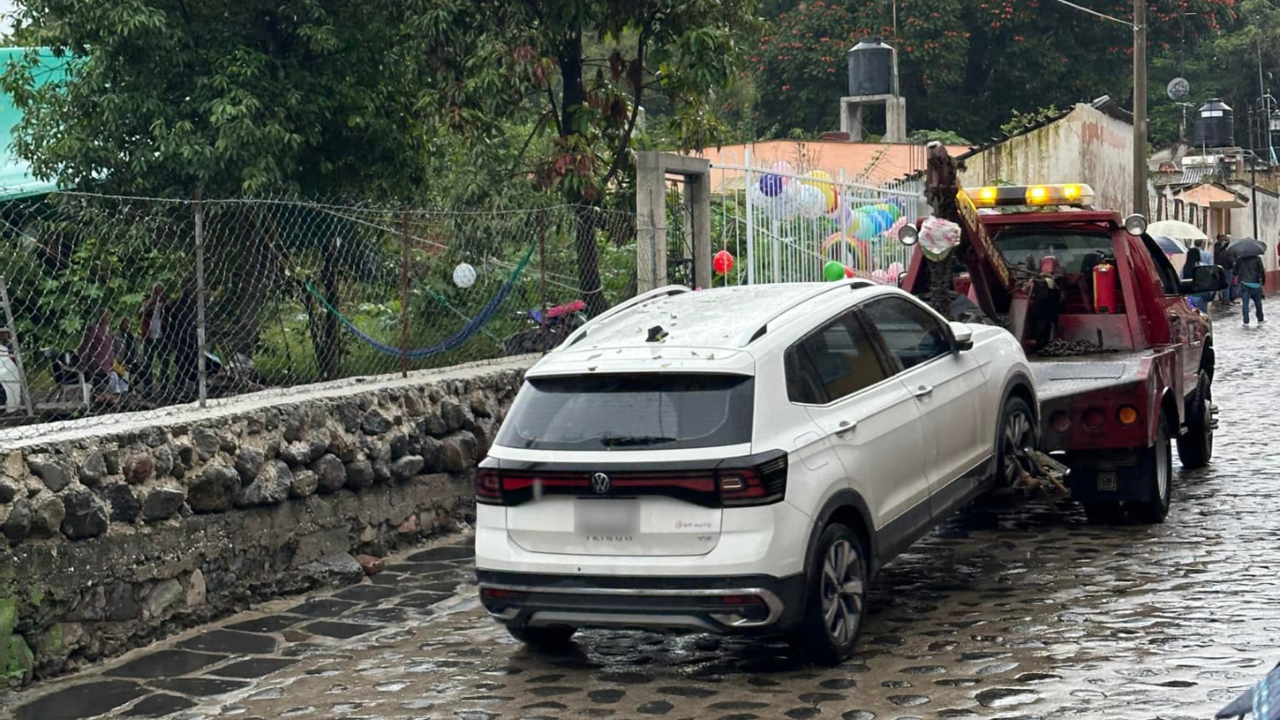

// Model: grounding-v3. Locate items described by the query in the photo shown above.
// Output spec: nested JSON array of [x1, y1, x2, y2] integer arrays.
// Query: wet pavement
[[6, 300, 1280, 720]]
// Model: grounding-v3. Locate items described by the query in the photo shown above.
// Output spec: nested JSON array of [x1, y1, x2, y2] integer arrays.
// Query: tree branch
[[599, 14, 655, 190], [546, 84, 562, 135], [508, 113, 549, 177]]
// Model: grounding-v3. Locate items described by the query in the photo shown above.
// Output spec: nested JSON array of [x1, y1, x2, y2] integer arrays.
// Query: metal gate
[[708, 148, 926, 286]]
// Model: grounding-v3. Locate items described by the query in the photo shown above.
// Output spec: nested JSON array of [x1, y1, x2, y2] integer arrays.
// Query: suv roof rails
[[558, 285, 691, 351], [736, 279, 878, 347]]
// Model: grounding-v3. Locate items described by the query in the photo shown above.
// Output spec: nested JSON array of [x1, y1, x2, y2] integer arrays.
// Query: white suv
[[476, 280, 1036, 663]]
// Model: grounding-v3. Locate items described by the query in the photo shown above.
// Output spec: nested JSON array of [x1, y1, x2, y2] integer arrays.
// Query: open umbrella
[[1147, 220, 1209, 242], [1153, 235, 1188, 273], [1153, 235, 1187, 256], [1218, 237, 1267, 266]]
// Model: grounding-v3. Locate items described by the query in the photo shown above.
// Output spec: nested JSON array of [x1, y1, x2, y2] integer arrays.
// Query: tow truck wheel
[[1176, 370, 1214, 469], [1130, 413, 1173, 524]]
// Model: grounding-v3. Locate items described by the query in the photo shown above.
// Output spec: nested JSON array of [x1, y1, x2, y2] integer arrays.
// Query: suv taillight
[[475, 452, 788, 508], [476, 468, 502, 504], [719, 453, 787, 507]]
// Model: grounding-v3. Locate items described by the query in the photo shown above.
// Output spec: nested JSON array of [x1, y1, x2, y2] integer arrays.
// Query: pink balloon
[[772, 160, 794, 184], [887, 261, 905, 277]]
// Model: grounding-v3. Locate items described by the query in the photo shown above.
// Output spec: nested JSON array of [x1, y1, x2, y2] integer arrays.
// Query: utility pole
[[1133, 0, 1148, 217]]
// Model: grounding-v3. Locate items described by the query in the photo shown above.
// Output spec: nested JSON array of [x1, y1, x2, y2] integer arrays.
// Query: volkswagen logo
[[590, 472, 611, 495]]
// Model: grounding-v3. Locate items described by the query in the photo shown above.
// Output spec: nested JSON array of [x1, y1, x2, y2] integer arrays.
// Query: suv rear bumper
[[477, 570, 807, 635]]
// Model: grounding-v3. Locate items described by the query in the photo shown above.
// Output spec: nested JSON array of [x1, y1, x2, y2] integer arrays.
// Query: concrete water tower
[[841, 37, 907, 142]]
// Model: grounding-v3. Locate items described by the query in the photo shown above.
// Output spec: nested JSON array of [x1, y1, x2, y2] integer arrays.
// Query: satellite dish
[[1168, 77, 1191, 102]]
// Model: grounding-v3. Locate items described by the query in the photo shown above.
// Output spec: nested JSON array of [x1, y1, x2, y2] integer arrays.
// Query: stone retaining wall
[[0, 359, 529, 690]]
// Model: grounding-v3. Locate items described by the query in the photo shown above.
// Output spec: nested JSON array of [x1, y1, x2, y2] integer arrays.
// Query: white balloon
[[799, 185, 825, 219], [452, 262, 477, 288]]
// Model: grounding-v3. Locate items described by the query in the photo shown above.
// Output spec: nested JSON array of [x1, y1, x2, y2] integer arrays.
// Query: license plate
[[575, 499, 639, 536]]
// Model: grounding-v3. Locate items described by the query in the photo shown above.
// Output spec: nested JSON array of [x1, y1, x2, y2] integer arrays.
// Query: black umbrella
[[1219, 237, 1267, 265]]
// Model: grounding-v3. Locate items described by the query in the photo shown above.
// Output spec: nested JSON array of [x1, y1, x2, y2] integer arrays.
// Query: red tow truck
[[900, 146, 1227, 523]]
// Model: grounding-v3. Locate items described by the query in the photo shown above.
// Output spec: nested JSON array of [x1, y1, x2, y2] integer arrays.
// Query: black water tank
[[847, 37, 894, 97], [1193, 98, 1234, 148]]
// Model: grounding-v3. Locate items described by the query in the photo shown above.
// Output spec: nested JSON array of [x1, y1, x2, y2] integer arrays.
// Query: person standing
[[1214, 234, 1235, 305], [1183, 247, 1208, 312], [138, 283, 169, 396], [77, 310, 115, 391], [1234, 251, 1266, 325], [112, 315, 138, 379]]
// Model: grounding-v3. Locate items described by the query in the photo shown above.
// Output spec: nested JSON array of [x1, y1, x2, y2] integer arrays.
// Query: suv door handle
[[835, 420, 857, 437], [912, 384, 934, 398]]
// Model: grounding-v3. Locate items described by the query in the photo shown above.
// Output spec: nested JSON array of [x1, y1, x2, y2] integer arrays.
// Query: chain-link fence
[[0, 193, 637, 440]]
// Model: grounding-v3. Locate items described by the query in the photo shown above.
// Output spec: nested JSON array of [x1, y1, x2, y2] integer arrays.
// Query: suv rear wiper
[[597, 435, 678, 447]]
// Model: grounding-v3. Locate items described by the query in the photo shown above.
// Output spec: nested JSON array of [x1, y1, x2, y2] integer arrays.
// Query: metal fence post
[[539, 210, 548, 342], [0, 276, 35, 417], [194, 187, 207, 408], [400, 207, 410, 378]]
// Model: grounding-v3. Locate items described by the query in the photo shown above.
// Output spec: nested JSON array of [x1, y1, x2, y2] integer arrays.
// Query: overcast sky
[[0, 0, 16, 37]]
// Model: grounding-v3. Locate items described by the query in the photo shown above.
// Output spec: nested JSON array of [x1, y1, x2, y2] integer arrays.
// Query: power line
[[1045, 0, 1136, 29]]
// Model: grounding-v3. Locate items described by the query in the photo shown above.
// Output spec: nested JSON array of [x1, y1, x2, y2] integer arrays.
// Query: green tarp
[[0, 47, 66, 200]]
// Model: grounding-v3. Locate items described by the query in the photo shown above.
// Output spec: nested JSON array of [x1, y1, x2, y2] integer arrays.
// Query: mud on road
[[7, 301, 1280, 720]]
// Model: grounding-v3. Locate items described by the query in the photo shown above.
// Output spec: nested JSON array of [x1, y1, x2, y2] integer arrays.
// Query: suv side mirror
[[1180, 264, 1228, 295], [949, 321, 974, 352]]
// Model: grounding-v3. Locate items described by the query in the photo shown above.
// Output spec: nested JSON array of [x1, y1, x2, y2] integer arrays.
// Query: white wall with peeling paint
[[959, 104, 1135, 216]]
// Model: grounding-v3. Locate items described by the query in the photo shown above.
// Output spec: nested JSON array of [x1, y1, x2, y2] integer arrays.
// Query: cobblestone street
[[6, 300, 1280, 720]]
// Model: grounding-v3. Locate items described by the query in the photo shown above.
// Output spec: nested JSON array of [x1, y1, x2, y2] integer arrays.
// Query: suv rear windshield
[[496, 374, 754, 451]]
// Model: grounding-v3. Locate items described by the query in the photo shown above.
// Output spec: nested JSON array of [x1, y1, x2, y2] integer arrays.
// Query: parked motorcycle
[[503, 300, 586, 356]]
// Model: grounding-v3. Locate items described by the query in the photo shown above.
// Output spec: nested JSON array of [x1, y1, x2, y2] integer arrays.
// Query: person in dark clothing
[[1183, 247, 1209, 312], [138, 283, 170, 396], [1214, 234, 1235, 305], [1234, 252, 1266, 325]]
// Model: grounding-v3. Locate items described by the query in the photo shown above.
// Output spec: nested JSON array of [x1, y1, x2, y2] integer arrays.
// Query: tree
[[756, 0, 1232, 142], [409, 0, 761, 315], [1, 0, 430, 379]]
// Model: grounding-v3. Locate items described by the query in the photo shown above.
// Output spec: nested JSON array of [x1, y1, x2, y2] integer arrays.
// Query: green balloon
[[823, 260, 846, 282]]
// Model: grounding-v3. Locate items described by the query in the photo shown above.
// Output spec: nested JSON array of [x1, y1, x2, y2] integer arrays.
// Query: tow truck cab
[[902, 181, 1226, 519]]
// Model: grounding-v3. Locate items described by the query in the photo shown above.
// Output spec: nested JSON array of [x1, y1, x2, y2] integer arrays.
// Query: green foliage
[[757, 1, 854, 136], [1000, 106, 1063, 137], [0, 199, 188, 356], [906, 128, 972, 145], [408, 0, 760, 312], [757, 1, 1232, 141], [2, 0, 424, 198]]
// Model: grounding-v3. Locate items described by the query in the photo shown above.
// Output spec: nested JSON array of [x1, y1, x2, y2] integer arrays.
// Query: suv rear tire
[[794, 523, 867, 665], [1176, 370, 1213, 469], [506, 625, 576, 649], [996, 394, 1037, 487], [1130, 413, 1173, 524]]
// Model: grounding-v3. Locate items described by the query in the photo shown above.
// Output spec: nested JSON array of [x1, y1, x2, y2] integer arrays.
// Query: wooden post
[[194, 187, 207, 408], [1132, 0, 1148, 216], [0, 276, 35, 416], [400, 208, 410, 378]]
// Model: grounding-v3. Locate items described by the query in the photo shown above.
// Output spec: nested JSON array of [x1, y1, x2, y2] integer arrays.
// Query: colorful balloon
[[798, 185, 826, 219], [823, 260, 846, 282], [803, 170, 834, 188], [713, 249, 734, 275], [844, 265, 855, 278], [760, 173, 784, 197]]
